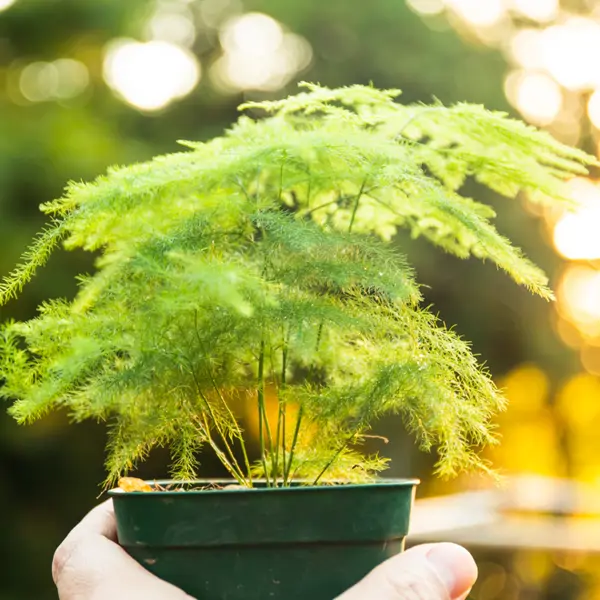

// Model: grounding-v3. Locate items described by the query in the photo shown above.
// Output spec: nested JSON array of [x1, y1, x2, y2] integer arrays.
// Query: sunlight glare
[[588, 91, 600, 129], [214, 13, 312, 92], [541, 18, 600, 91], [554, 179, 600, 260], [509, 29, 544, 70], [506, 70, 562, 126], [406, 0, 445, 16], [0, 0, 16, 11], [103, 39, 200, 111], [444, 0, 506, 28], [511, 0, 558, 23], [148, 10, 197, 47], [558, 266, 600, 329]]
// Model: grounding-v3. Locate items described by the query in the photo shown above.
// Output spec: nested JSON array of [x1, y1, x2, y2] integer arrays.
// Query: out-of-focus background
[[1, 0, 600, 598]]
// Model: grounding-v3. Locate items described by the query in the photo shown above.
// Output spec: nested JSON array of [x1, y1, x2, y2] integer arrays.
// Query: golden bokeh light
[[211, 12, 312, 92], [553, 178, 600, 261], [0, 0, 16, 11], [102, 39, 200, 111], [19, 59, 89, 103], [510, 0, 558, 23], [588, 91, 600, 130], [406, 0, 445, 15], [556, 373, 600, 428], [540, 18, 600, 91], [508, 29, 544, 70], [504, 70, 562, 126], [444, 0, 506, 28], [499, 364, 550, 414], [557, 265, 600, 335], [147, 7, 197, 47]]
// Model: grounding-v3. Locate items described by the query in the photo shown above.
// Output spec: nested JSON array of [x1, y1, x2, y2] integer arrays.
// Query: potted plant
[[0, 83, 594, 599]]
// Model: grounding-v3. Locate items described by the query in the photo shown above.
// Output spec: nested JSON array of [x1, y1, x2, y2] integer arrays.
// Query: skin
[[53, 501, 477, 600]]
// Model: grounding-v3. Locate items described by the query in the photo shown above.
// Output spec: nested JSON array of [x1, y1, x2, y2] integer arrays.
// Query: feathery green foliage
[[0, 83, 595, 487]]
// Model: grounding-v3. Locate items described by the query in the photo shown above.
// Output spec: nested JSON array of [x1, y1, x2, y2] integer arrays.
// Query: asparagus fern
[[0, 83, 594, 487]]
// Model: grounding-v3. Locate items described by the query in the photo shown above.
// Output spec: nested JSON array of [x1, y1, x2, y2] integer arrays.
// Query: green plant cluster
[[0, 84, 594, 487]]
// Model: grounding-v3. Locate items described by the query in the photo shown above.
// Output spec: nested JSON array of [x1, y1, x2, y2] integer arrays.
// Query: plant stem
[[191, 412, 246, 486], [283, 405, 303, 486], [348, 178, 368, 233], [312, 420, 368, 485], [273, 328, 289, 484], [257, 339, 273, 486], [193, 311, 252, 483], [188, 353, 247, 484]]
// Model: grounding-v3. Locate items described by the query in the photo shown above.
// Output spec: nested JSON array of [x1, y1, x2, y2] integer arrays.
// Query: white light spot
[[554, 179, 600, 261], [406, 0, 445, 16], [444, 0, 506, 28], [541, 18, 600, 91], [19, 59, 90, 103], [588, 91, 600, 130], [19, 62, 59, 102], [558, 266, 600, 329], [0, 0, 16, 11], [53, 59, 90, 99], [220, 12, 284, 56], [200, 0, 243, 28], [510, 0, 558, 23], [103, 39, 201, 111], [148, 11, 196, 46], [508, 29, 544, 70], [506, 70, 562, 126], [213, 13, 312, 92]]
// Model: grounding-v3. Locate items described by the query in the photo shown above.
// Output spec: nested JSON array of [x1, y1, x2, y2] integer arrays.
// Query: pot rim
[[108, 477, 420, 496]]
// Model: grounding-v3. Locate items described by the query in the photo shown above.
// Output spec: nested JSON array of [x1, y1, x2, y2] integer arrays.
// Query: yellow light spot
[[588, 91, 600, 129], [556, 372, 600, 429], [0, 0, 16, 11], [499, 364, 550, 413], [557, 266, 600, 334]]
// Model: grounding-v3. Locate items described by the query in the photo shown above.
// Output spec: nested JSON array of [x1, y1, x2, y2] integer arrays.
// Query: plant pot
[[109, 478, 419, 600]]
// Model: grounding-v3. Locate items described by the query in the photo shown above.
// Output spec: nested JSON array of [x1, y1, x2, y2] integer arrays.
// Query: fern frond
[[0, 219, 66, 305]]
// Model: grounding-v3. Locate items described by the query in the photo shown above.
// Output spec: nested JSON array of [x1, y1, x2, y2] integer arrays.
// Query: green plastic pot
[[109, 478, 419, 600]]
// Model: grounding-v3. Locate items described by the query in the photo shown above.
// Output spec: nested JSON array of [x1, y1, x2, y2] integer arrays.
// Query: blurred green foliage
[[0, 0, 578, 598]]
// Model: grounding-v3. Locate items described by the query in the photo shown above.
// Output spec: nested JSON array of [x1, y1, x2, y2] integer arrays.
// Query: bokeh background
[[2, 0, 600, 598]]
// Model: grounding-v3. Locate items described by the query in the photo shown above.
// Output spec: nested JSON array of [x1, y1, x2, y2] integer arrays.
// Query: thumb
[[336, 543, 477, 600]]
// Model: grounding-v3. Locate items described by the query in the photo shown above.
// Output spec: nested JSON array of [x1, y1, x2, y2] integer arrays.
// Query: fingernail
[[425, 543, 477, 599]]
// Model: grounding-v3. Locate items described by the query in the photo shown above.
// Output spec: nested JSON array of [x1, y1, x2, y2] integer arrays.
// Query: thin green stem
[[192, 414, 246, 486], [190, 368, 247, 484], [193, 311, 252, 483], [348, 178, 368, 233], [312, 416, 370, 485], [273, 328, 289, 485], [257, 339, 273, 486], [284, 405, 303, 486]]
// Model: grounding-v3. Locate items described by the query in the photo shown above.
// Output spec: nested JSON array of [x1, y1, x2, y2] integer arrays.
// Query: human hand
[[52, 500, 193, 599], [53, 500, 477, 600]]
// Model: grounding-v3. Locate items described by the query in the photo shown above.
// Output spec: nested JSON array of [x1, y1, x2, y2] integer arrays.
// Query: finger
[[337, 543, 478, 600], [53, 501, 193, 600], [52, 500, 116, 585]]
